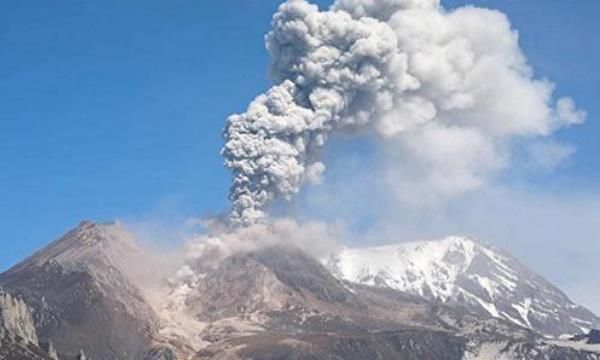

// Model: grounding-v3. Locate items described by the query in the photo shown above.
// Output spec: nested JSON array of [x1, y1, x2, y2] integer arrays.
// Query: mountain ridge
[[0, 221, 159, 360], [327, 235, 600, 337], [1, 221, 599, 360]]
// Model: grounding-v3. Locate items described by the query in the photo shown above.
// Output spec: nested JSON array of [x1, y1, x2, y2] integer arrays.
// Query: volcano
[[1, 221, 599, 359]]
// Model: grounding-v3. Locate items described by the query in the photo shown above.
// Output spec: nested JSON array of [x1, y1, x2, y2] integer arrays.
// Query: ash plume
[[223, 0, 585, 227], [171, 218, 344, 288]]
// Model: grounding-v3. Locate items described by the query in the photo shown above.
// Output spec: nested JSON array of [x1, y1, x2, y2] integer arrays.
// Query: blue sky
[[1, 0, 599, 295]]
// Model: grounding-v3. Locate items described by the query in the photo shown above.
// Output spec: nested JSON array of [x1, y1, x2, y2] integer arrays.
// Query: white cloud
[[174, 217, 345, 285], [527, 140, 576, 172], [556, 97, 587, 126]]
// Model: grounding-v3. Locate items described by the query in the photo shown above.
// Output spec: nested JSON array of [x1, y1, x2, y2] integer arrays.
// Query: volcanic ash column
[[221, 0, 585, 227]]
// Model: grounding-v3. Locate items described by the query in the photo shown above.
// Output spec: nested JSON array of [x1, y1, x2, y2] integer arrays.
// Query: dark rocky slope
[[0, 222, 158, 360]]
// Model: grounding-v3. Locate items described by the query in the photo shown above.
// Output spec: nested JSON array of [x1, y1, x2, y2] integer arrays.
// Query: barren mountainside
[[0, 221, 599, 360], [0, 222, 158, 360]]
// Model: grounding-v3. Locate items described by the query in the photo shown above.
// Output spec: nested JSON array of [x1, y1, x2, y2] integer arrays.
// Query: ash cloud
[[222, 0, 585, 227], [119, 0, 594, 329], [172, 218, 345, 288]]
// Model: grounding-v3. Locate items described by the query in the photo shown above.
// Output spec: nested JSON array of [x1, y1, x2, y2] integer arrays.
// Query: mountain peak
[[2, 225, 599, 359], [329, 236, 600, 337], [0, 221, 159, 360], [7, 220, 140, 275], [329, 236, 484, 297]]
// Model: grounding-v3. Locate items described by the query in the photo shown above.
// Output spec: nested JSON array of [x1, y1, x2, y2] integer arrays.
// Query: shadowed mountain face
[[1, 221, 600, 360], [0, 221, 158, 360], [194, 330, 467, 360]]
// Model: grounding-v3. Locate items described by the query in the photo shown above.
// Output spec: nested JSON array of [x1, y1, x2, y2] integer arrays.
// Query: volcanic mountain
[[1, 221, 600, 360], [0, 287, 56, 359], [0, 221, 159, 360]]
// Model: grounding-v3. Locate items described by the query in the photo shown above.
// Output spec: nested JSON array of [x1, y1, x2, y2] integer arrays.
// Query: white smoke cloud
[[223, 0, 400, 226], [333, 0, 441, 20], [174, 217, 345, 286], [222, 0, 585, 226]]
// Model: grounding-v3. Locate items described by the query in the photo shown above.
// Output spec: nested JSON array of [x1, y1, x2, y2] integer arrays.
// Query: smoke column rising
[[222, 0, 585, 227]]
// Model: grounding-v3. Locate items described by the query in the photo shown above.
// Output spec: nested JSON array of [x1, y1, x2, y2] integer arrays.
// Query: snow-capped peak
[[331, 236, 478, 301], [328, 236, 600, 337]]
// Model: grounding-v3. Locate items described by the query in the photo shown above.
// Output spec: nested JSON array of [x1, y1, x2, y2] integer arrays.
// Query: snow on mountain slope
[[328, 236, 600, 337]]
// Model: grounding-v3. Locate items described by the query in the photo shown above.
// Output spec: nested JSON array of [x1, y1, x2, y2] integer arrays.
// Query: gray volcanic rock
[[0, 337, 50, 360], [185, 245, 361, 323], [2, 222, 600, 360], [572, 330, 600, 345], [179, 244, 452, 341], [0, 221, 159, 360], [328, 236, 600, 337], [194, 329, 467, 360], [0, 288, 52, 359], [194, 330, 600, 360], [169, 244, 600, 360], [162, 244, 455, 357], [142, 346, 177, 360], [0, 287, 38, 345]]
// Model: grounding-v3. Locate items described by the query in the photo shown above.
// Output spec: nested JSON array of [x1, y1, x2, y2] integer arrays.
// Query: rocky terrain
[[0, 287, 56, 359], [0, 222, 158, 360], [0, 221, 599, 360]]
